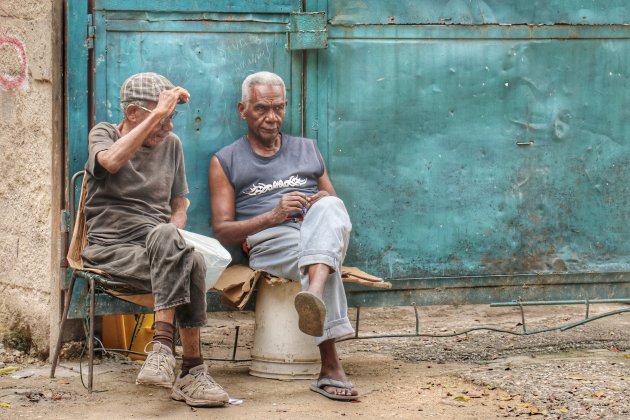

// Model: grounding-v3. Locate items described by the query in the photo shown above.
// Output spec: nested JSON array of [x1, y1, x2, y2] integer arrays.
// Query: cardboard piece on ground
[[213, 264, 391, 310]]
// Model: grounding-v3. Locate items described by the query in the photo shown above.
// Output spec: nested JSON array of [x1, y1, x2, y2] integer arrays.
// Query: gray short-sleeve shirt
[[84, 122, 188, 245], [215, 134, 324, 221]]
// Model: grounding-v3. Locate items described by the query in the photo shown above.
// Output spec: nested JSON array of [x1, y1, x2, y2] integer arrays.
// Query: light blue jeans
[[246, 196, 355, 346]]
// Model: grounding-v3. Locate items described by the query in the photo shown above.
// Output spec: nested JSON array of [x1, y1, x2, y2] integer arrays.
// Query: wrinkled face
[[127, 102, 174, 147], [238, 84, 286, 146]]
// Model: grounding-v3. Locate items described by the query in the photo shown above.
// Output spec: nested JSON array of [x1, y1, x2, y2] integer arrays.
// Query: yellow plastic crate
[[102, 314, 154, 360]]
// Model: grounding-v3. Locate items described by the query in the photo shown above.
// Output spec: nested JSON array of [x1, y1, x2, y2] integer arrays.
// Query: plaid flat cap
[[120, 72, 179, 103]]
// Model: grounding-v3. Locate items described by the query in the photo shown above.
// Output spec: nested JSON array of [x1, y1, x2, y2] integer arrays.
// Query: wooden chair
[[50, 171, 153, 392]]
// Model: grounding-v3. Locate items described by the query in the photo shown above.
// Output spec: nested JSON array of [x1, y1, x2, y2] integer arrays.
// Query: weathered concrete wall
[[0, 1, 63, 357]]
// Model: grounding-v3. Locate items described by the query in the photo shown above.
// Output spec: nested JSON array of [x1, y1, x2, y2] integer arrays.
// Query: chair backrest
[[67, 171, 108, 277]]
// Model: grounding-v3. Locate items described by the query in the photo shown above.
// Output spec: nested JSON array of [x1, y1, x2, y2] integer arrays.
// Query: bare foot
[[318, 339, 359, 398]]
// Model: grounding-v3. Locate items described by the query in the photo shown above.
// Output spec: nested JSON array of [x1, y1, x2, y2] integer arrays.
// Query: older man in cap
[[81, 72, 229, 407]]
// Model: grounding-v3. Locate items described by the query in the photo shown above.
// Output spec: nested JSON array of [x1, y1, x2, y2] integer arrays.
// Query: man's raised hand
[[154, 87, 190, 118]]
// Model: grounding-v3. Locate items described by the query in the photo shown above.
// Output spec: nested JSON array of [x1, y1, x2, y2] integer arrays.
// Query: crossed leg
[[247, 197, 358, 399], [308, 264, 358, 398]]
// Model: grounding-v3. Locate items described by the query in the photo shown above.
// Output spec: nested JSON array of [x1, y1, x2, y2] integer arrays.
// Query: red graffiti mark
[[0, 36, 28, 90]]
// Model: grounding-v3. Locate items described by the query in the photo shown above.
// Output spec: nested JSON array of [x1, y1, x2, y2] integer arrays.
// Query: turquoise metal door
[[68, 0, 304, 234], [67, 0, 630, 306], [305, 0, 630, 305]]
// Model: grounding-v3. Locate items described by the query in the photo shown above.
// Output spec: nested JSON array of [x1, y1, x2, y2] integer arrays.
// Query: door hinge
[[288, 12, 327, 50], [86, 14, 95, 49]]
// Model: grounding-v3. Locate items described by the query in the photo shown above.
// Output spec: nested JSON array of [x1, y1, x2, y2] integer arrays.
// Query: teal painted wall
[[310, 1, 630, 280], [68, 1, 630, 296], [319, 37, 630, 278]]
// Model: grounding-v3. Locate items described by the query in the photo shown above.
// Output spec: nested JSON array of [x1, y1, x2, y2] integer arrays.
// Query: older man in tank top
[[209, 71, 359, 401]]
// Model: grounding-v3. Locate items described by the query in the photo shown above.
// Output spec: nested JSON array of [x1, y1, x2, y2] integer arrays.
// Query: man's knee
[[311, 196, 344, 216], [148, 223, 179, 242], [191, 251, 206, 282], [192, 251, 204, 268], [145, 224, 189, 263], [310, 196, 352, 231], [318, 195, 343, 208]]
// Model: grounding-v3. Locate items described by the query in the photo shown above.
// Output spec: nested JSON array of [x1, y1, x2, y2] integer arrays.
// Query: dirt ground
[[0, 303, 628, 419]]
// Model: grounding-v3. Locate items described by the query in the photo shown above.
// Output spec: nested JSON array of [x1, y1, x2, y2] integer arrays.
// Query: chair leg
[[88, 275, 96, 393], [50, 274, 77, 378]]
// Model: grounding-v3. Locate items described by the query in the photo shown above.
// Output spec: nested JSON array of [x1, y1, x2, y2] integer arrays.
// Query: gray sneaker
[[171, 364, 229, 407], [136, 342, 176, 388]]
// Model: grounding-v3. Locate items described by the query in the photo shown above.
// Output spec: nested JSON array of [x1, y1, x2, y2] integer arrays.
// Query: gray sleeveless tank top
[[215, 134, 324, 221]]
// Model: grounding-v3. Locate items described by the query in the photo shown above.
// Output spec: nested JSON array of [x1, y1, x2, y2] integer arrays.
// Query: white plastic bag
[[178, 229, 231, 291]]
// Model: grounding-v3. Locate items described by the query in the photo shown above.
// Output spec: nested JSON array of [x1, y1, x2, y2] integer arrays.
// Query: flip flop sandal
[[294, 291, 326, 336], [310, 377, 359, 401]]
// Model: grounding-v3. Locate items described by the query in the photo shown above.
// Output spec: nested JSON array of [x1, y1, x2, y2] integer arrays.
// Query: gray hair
[[241, 71, 286, 104]]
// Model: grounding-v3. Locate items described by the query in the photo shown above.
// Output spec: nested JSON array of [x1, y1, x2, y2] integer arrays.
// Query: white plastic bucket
[[249, 279, 320, 380]]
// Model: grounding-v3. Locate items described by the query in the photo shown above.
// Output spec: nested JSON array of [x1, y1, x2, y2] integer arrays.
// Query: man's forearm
[[213, 211, 278, 245], [98, 113, 165, 173], [170, 211, 187, 229], [170, 196, 188, 229]]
